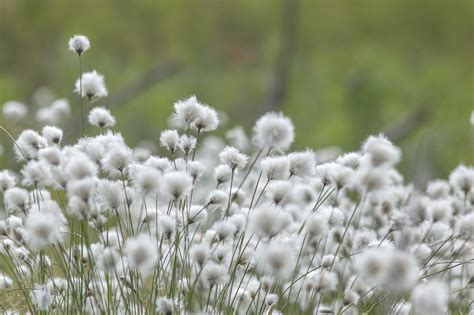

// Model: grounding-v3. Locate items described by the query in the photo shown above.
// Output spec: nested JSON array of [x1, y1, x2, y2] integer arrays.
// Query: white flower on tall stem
[[75, 70, 108, 102], [88, 106, 116, 128], [68, 34, 90, 55]]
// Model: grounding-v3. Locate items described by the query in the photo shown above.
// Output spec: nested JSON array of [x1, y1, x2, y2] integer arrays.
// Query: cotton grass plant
[[0, 35, 473, 315]]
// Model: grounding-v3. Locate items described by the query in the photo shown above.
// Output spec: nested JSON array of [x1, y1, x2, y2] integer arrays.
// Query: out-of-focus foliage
[[0, 0, 472, 183]]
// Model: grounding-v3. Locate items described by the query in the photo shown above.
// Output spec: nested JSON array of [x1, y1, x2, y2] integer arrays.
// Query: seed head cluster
[[0, 34, 473, 315]]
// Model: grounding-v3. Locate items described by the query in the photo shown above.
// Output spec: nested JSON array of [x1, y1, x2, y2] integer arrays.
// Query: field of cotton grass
[[0, 35, 473, 315]]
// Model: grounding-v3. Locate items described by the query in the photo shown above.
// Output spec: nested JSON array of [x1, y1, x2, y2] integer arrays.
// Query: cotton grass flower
[[411, 281, 449, 315], [2, 100, 28, 121], [0, 274, 13, 289], [21, 160, 51, 187], [173, 95, 203, 126], [253, 112, 294, 152], [75, 70, 108, 101], [201, 262, 228, 288], [30, 284, 52, 311], [178, 135, 197, 156], [4, 187, 29, 212], [156, 296, 174, 315], [192, 104, 219, 132], [125, 234, 158, 276], [68, 34, 90, 55], [449, 164, 473, 195], [0, 170, 15, 192], [160, 129, 180, 153], [96, 247, 121, 273], [260, 156, 289, 180], [24, 200, 66, 250], [88, 106, 116, 128], [362, 134, 401, 167], [101, 145, 132, 177], [163, 171, 192, 200], [250, 204, 290, 238], [219, 146, 248, 170], [288, 150, 316, 178], [0, 38, 472, 314], [14, 129, 47, 161], [214, 165, 232, 185], [41, 125, 63, 145]]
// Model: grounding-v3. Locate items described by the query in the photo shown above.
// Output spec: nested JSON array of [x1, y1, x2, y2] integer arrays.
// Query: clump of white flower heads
[[0, 34, 471, 315]]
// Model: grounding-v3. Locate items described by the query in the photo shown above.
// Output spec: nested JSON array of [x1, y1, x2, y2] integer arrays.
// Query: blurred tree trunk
[[262, 0, 299, 113]]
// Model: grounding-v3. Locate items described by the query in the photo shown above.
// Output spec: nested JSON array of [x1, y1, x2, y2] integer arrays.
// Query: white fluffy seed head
[[4, 187, 29, 212], [225, 126, 249, 151], [88, 107, 116, 128], [155, 296, 174, 315], [178, 135, 197, 155], [96, 179, 124, 211], [38, 147, 61, 166], [145, 156, 172, 173], [253, 112, 295, 152], [97, 247, 120, 273], [261, 156, 289, 180], [163, 171, 192, 200], [160, 129, 180, 153], [449, 164, 474, 194], [356, 163, 390, 193], [192, 104, 219, 132], [456, 212, 474, 240], [2, 100, 28, 121], [125, 234, 158, 276], [0, 170, 15, 192], [173, 95, 204, 126], [207, 189, 228, 206], [426, 180, 451, 199], [75, 70, 108, 101], [305, 213, 329, 239], [411, 281, 449, 315], [65, 153, 98, 180], [101, 145, 132, 177], [219, 146, 248, 170], [265, 293, 278, 306], [0, 274, 13, 289], [214, 165, 232, 185], [158, 215, 176, 239], [250, 204, 290, 238], [357, 248, 418, 291], [21, 160, 51, 187], [130, 165, 161, 197], [288, 150, 316, 178], [42, 125, 63, 145], [190, 242, 210, 267], [25, 200, 65, 250], [30, 284, 52, 311], [266, 180, 292, 205], [362, 134, 401, 168], [187, 161, 206, 183], [336, 152, 361, 169], [201, 261, 228, 288], [68, 34, 90, 55], [50, 98, 71, 116], [15, 129, 48, 161]]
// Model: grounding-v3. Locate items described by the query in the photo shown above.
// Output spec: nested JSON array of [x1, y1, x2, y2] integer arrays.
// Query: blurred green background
[[0, 0, 472, 185]]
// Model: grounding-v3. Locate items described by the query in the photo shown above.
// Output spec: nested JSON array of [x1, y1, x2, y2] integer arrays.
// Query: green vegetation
[[1, 0, 472, 182]]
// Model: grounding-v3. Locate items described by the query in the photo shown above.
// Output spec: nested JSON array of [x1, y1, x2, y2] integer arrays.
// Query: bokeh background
[[0, 0, 473, 186]]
